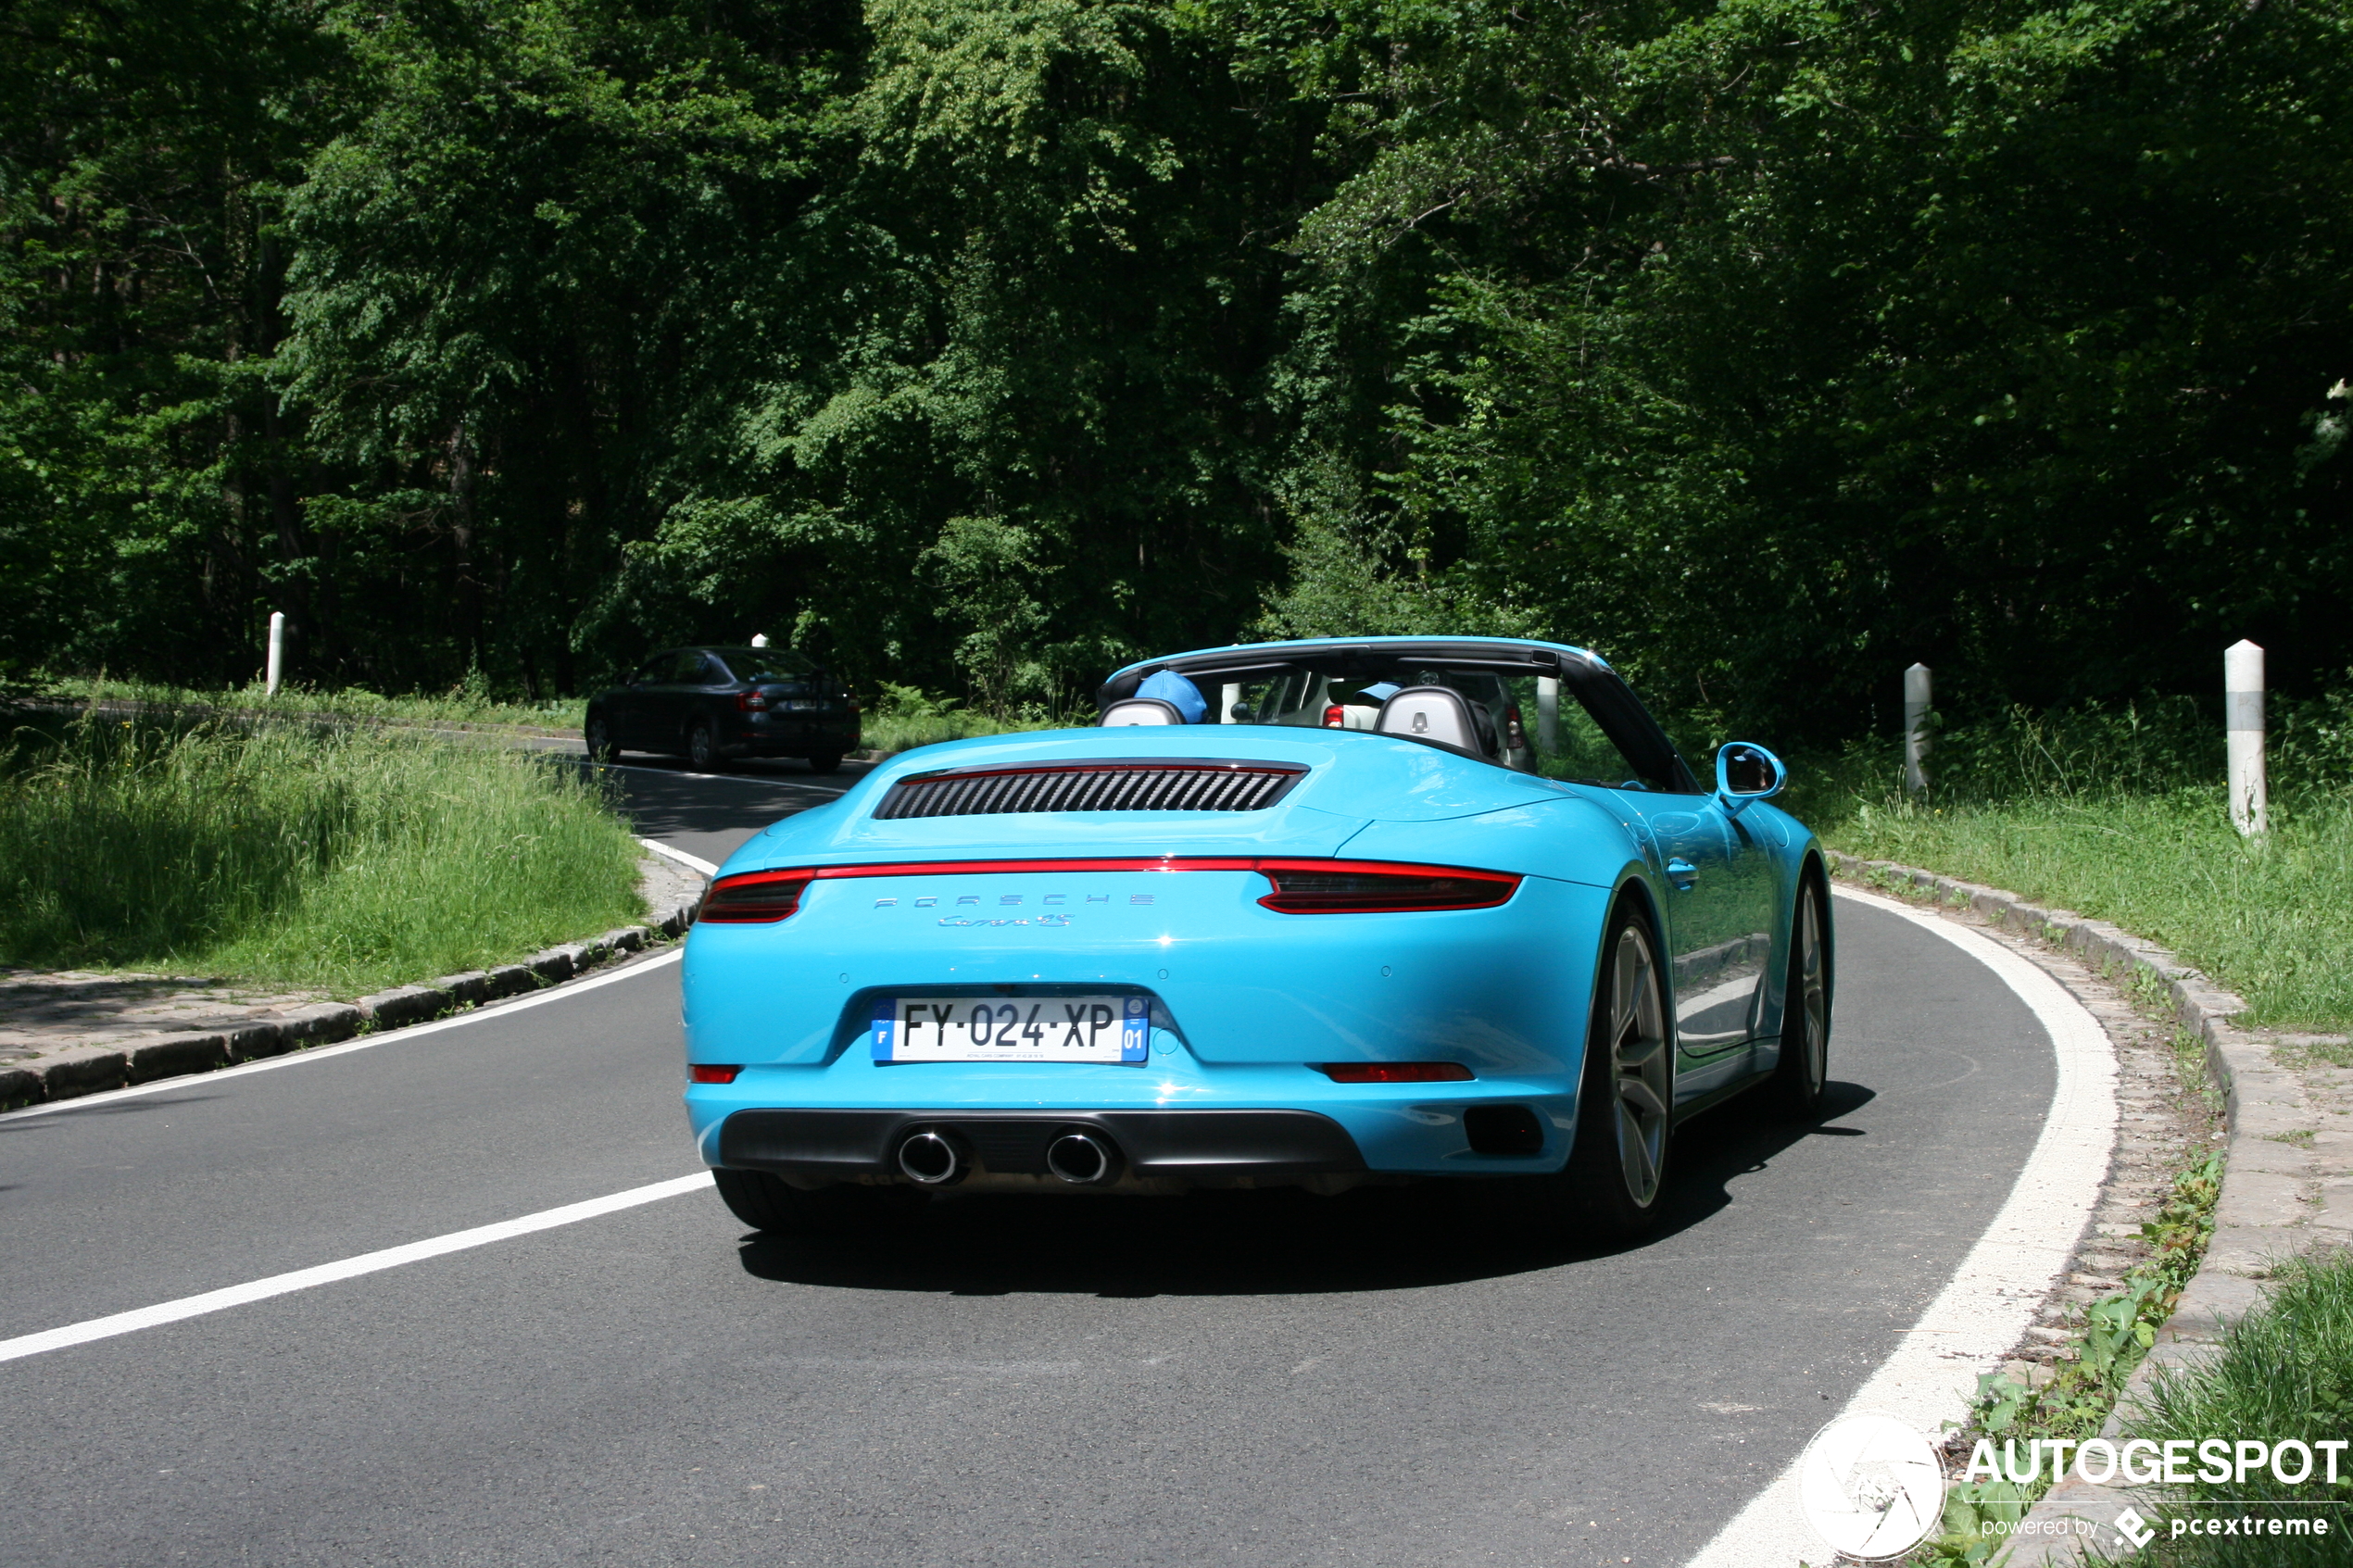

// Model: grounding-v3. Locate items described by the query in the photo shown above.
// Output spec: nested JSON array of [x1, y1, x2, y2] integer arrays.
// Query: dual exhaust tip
[[895, 1126, 1122, 1187]]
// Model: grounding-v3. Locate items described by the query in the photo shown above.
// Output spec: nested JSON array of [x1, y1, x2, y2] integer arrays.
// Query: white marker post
[[749, 633, 769, 647], [1536, 675, 1560, 756], [265, 612, 285, 696], [2226, 639, 2266, 836], [1902, 662, 1931, 796]]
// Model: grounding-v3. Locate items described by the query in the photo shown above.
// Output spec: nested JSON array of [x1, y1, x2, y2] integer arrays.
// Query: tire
[[686, 719, 725, 771], [805, 752, 843, 775], [585, 710, 618, 762], [1766, 876, 1831, 1118], [711, 1169, 927, 1236], [1543, 903, 1676, 1240]]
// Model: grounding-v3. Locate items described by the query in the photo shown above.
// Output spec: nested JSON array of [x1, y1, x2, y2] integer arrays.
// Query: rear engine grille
[[874, 761, 1304, 819]]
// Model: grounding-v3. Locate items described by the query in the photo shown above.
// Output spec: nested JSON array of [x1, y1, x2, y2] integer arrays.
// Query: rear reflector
[[688, 1064, 742, 1085], [698, 871, 812, 923], [1315, 1062, 1476, 1084]]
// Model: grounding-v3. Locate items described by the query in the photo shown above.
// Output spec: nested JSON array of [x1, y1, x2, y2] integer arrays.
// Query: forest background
[[6, 0, 2349, 742]]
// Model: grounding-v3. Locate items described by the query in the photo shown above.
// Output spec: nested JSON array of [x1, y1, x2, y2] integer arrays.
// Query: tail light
[[1255, 862, 1519, 913], [691, 857, 1516, 920], [736, 690, 770, 711], [1315, 1062, 1475, 1084], [688, 1064, 742, 1085], [1505, 706, 1526, 750], [1322, 704, 1346, 728], [698, 870, 812, 922]]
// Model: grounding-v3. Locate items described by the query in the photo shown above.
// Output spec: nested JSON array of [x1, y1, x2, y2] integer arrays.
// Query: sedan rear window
[[710, 647, 817, 682]]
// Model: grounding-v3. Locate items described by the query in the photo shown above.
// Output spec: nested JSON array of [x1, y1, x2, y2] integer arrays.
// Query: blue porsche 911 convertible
[[680, 635, 1831, 1240]]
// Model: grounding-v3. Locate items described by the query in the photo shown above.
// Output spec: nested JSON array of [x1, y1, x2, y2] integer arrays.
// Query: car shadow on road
[[732, 1080, 1877, 1298]]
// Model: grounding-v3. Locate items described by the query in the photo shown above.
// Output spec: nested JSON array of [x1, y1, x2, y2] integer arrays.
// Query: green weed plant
[[0, 707, 643, 995], [2086, 1250, 2353, 1565]]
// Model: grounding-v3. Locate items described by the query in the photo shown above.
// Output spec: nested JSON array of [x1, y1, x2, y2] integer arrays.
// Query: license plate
[[872, 995, 1150, 1063]]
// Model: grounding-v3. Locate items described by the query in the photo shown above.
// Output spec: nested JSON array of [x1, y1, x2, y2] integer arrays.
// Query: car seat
[[1375, 686, 1499, 758], [1100, 698, 1186, 725]]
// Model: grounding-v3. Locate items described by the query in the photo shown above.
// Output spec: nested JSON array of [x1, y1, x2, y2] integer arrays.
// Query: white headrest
[[1101, 698, 1184, 726], [1375, 686, 1481, 753]]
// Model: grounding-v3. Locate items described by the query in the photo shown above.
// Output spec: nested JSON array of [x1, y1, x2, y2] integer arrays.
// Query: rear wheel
[[805, 752, 843, 774], [711, 1169, 927, 1236], [1542, 905, 1675, 1240], [585, 711, 617, 762], [1766, 878, 1831, 1117], [686, 719, 725, 771]]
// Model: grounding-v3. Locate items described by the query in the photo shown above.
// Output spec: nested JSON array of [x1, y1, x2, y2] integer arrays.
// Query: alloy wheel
[[1793, 887, 1828, 1096], [1607, 922, 1671, 1207]]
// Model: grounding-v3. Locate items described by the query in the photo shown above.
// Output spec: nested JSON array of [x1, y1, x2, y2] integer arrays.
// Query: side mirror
[[1715, 743, 1786, 816]]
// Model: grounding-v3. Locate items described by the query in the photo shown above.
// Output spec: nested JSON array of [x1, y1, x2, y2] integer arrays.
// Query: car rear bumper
[[687, 1063, 1577, 1180], [717, 1107, 1365, 1185], [729, 716, 858, 755]]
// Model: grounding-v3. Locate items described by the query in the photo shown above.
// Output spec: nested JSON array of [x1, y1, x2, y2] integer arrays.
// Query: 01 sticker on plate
[[872, 995, 1150, 1063]]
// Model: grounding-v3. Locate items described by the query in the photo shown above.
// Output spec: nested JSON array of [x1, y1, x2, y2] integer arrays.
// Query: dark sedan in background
[[585, 646, 861, 771]]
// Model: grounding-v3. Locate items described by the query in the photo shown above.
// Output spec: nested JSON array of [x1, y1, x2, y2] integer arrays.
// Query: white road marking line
[[0, 1173, 715, 1366], [1681, 884, 2120, 1568], [638, 837, 720, 877], [0, 947, 684, 1125]]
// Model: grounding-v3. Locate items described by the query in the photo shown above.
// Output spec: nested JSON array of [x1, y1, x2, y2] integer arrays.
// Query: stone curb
[[1828, 852, 2321, 1565], [0, 897, 700, 1111]]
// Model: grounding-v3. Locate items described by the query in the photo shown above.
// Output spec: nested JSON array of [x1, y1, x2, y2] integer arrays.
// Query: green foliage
[[5, 0, 2347, 734], [2100, 1249, 2353, 1565], [0, 704, 642, 993]]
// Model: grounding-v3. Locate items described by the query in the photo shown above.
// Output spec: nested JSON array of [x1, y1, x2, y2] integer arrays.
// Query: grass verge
[[1831, 791, 2353, 1032], [0, 707, 645, 996], [31, 673, 585, 733], [2088, 1250, 2353, 1564]]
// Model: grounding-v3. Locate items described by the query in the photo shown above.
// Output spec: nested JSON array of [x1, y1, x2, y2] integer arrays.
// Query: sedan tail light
[[1254, 862, 1520, 913], [698, 870, 812, 922], [1322, 704, 1346, 728], [736, 690, 770, 711]]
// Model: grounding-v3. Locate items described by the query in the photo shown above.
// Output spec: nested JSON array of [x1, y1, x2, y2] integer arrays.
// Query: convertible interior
[[1096, 643, 1699, 794]]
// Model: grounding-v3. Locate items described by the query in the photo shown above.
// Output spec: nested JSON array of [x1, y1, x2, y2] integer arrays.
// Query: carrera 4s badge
[[935, 914, 1074, 928]]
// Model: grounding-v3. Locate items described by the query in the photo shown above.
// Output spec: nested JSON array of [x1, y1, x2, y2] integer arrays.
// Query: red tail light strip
[[697, 857, 1521, 922]]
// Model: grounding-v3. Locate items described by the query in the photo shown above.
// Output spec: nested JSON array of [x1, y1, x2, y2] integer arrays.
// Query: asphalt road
[[0, 759, 2057, 1568]]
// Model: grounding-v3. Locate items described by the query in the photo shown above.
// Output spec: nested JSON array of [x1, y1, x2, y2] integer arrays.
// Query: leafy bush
[[860, 683, 1063, 755]]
